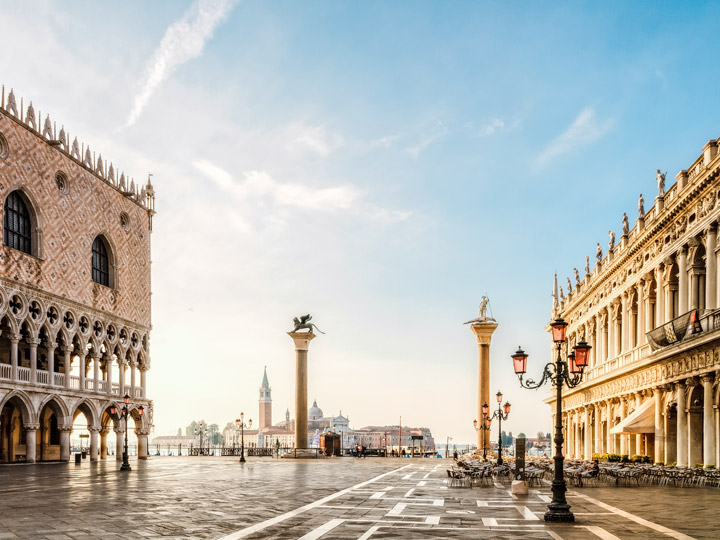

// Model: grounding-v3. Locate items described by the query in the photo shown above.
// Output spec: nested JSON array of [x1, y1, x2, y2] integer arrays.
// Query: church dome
[[308, 399, 323, 420]]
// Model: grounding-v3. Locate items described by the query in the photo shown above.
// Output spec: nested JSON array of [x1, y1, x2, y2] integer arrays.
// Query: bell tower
[[259, 366, 272, 429]]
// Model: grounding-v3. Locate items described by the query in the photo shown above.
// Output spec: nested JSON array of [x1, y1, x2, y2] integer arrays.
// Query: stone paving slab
[[1, 457, 719, 539]]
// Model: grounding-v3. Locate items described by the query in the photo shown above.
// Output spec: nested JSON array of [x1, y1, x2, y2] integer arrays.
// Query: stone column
[[635, 393, 643, 455], [47, 342, 56, 385], [678, 246, 688, 314], [119, 361, 126, 396], [140, 367, 147, 398], [655, 265, 665, 326], [601, 312, 608, 362], [288, 331, 316, 449], [619, 397, 628, 455], [137, 430, 149, 459], [606, 401, 614, 453], [593, 403, 602, 454], [78, 353, 86, 392], [584, 407, 592, 459], [106, 355, 113, 395], [470, 319, 498, 451], [130, 362, 137, 396], [24, 424, 39, 463], [92, 353, 100, 393], [115, 427, 125, 461], [100, 427, 110, 459], [10, 334, 19, 381], [64, 348, 72, 389], [676, 381, 688, 467], [621, 293, 628, 353], [653, 387, 664, 463], [706, 226, 717, 310], [89, 427, 100, 462], [607, 309, 615, 359], [59, 427, 71, 462], [28, 338, 39, 383], [702, 375, 716, 467], [637, 281, 645, 345]]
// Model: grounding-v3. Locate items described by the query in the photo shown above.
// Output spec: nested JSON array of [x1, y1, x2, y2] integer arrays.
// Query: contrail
[[126, 0, 239, 127]]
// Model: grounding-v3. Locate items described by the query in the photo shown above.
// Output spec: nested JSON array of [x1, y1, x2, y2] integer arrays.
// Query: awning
[[609, 398, 655, 434]]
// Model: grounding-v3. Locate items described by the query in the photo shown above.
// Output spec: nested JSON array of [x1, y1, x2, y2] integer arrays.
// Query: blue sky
[[2, 0, 719, 444]]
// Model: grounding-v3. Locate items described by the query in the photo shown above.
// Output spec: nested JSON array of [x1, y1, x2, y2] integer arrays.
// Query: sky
[[2, 0, 720, 445]]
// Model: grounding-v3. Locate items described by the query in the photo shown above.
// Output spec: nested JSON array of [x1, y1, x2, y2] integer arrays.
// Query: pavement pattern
[[0, 457, 718, 539]]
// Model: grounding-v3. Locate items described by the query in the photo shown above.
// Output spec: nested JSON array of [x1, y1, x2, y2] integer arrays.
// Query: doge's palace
[[550, 137, 720, 467], [0, 87, 155, 463]]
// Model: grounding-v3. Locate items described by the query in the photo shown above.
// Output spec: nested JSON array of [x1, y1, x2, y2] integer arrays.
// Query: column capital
[[701, 373, 715, 384], [23, 423, 40, 431], [26, 338, 40, 347], [88, 426, 102, 433], [46, 341, 57, 349], [58, 425, 73, 432], [287, 331, 316, 351], [8, 333, 20, 343]]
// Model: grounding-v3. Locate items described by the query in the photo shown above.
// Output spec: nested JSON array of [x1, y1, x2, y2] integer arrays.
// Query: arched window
[[4, 191, 32, 254], [92, 236, 111, 287]]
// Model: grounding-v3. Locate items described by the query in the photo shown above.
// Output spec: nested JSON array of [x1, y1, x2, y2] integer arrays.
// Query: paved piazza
[[0, 457, 718, 539]]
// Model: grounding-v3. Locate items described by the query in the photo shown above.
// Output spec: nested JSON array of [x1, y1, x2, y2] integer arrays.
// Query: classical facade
[[550, 137, 720, 467], [0, 87, 155, 463]]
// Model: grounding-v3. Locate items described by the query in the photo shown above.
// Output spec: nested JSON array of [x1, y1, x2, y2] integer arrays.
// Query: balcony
[[0, 365, 142, 398]]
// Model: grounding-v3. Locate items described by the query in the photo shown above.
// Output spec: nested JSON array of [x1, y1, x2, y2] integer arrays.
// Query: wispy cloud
[[284, 123, 343, 157], [126, 0, 239, 127], [476, 118, 505, 136], [406, 121, 449, 157], [536, 107, 614, 166], [193, 160, 411, 223]]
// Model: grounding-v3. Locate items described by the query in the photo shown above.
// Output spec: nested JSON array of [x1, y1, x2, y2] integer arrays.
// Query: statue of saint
[[608, 230, 615, 250], [656, 170, 666, 197], [596, 242, 602, 262], [567, 277, 573, 293], [622, 213, 629, 236], [638, 193, 645, 218], [479, 296, 489, 318], [574, 267, 580, 286], [585, 255, 590, 275]]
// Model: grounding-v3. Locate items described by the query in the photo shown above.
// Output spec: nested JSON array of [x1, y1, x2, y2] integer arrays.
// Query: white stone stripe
[[296, 519, 345, 540], [416, 480, 427, 486], [585, 526, 622, 540], [425, 516, 440, 524], [215, 465, 412, 540], [547, 532, 564, 540], [387, 503, 406, 516], [482, 518, 498, 526], [515, 505, 540, 520], [357, 525, 380, 540], [403, 488, 415, 498], [575, 493, 697, 540]]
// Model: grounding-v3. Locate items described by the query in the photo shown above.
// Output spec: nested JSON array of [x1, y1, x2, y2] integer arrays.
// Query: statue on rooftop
[[596, 242, 602, 263], [567, 277, 573, 293], [574, 267, 580, 286], [585, 255, 590, 275], [608, 230, 615, 250], [638, 193, 645, 218], [622, 213, 629, 236], [657, 170, 666, 197]]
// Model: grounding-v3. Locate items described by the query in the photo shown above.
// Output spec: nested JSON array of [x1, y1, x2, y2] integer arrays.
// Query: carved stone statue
[[478, 296, 489, 318], [608, 230, 615, 250], [622, 213, 629, 236], [567, 277, 572, 293], [574, 268, 580, 286], [656, 170, 666, 197], [596, 242, 602, 262], [291, 314, 325, 334], [638, 193, 645, 218], [585, 255, 590, 275]]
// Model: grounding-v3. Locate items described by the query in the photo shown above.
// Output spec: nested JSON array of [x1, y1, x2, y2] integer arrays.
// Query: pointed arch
[[72, 399, 99, 429], [3, 187, 44, 258], [0, 390, 35, 424], [91, 234, 116, 288], [37, 394, 71, 425]]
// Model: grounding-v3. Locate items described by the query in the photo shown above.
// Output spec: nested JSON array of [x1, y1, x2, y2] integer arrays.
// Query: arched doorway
[[0, 393, 33, 463], [38, 397, 66, 461]]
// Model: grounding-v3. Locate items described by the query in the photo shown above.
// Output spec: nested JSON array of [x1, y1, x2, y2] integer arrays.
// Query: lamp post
[[511, 317, 591, 523], [485, 391, 511, 465], [235, 413, 252, 463], [110, 393, 144, 471], [194, 422, 208, 455], [472, 415, 492, 461]]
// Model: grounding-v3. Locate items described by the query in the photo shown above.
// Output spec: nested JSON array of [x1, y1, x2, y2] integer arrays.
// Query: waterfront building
[[0, 87, 155, 463], [551, 137, 720, 466]]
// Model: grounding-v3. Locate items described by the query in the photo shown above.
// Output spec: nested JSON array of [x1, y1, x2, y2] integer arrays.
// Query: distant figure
[[638, 193, 645, 218], [596, 242, 603, 263], [453, 448, 458, 460], [608, 230, 615, 250], [657, 170, 666, 196], [584, 255, 590, 275], [622, 213, 629, 236], [577, 459, 600, 487]]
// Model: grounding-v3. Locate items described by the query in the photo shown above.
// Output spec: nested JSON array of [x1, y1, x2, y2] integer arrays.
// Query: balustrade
[[37, 370, 49, 384], [53, 372, 64, 386], [17, 366, 30, 382], [0, 363, 10, 379]]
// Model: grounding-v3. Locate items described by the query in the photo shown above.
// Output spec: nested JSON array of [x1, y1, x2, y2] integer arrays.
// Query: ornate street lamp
[[472, 415, 492, 460], [110, 393, 144, 471], [511, 317, 591, 523], [194, 422, 208, 455], [484, 391, 511, 465], [235, 413, 252, 463]]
